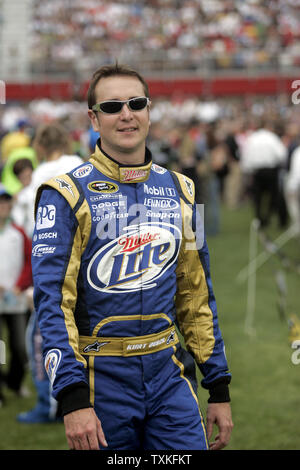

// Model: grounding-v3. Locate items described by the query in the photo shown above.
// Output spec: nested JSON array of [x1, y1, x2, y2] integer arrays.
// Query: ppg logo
[[36, 204, 56, 230]]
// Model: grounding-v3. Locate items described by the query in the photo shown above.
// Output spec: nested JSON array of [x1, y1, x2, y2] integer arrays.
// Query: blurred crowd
[[30, 0, 300, 76], [0, 91, 300, 417], [0, 93, 300, 233]]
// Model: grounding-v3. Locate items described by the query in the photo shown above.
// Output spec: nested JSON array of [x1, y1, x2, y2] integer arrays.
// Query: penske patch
[[44, 349, 61, 385]]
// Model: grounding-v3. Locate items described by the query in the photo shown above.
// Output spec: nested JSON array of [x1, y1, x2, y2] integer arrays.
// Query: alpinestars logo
[[87, 222, 181, 293], [83, 341, 110, 353], [55, 178, 74, 197], [166, 329, 176, 345]]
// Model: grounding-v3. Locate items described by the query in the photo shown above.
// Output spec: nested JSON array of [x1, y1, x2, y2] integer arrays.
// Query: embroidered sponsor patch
[[183, 176, 194, 197], [55, 178, 75, 197], [88, 181, 119, 193], [143, 197, 179, 210], [44, 349, 61, 385], [120, 168, 148, 182], [32, 244, 56, 257], [87, 222, 181, 293], [36, 204, 56, 230], [73, 164, 93, 178], [83, 341, 110, 353], [151, 163, 167, 174], [144, 183, 176, 197]]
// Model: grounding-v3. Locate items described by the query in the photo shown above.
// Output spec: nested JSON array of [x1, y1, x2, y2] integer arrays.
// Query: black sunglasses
[[92, 96, 150, 114]]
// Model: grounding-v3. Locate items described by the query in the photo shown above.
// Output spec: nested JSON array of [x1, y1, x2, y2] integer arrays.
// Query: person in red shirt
[[0, 183, 32, 406]]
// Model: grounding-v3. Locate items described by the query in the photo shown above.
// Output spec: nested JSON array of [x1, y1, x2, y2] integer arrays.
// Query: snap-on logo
[[87, 222, 181, 293], [88, 181, 119, 193]]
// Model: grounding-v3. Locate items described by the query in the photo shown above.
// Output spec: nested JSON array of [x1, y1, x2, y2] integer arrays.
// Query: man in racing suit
[[32, 64, 233, 450]]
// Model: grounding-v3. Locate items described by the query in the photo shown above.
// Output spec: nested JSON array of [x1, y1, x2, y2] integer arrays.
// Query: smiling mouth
[[118, 127, 138, 132]]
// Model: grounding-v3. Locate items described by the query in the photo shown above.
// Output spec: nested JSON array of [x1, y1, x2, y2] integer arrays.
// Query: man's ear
[[88, 110, 101, 132]]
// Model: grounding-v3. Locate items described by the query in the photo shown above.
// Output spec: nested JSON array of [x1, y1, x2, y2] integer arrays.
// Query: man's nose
[[120, 103, 133, 119]]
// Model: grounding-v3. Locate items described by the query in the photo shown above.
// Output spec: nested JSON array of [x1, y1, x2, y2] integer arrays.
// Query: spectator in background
[[206, 121, 230, 200], [17, 122, 83, 423], [203, 121, 229, 236], [223, 119, 243, 210], [241, 119, 288, 228], [12, 158, 34, 189], [11, 159, 35, 238], [147, 122, 179, 170], [0, 119, 31, 163], [285, 144, 300, 234], [1, 147, 37, 196], [0, 184, 32, 407]]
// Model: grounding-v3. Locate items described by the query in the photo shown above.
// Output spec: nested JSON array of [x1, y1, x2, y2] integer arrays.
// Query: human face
[[0, 197, 12, 225], [18, 167, 33, 187], [88, 76, 151, 164]]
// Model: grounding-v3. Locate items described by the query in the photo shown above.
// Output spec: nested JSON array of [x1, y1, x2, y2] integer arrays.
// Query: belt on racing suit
[[79, 325, 179, 357]]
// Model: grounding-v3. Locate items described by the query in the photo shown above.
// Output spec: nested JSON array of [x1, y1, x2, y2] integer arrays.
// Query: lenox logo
[[143, 197, 179, 210]]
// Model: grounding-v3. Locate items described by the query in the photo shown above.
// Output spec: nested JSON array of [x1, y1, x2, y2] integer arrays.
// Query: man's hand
[[206, 402, 233, 450], [64, 407, 108, 450]]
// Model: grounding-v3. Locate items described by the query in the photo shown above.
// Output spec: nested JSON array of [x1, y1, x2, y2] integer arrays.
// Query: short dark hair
[[13, 158, 34, 177], [87, 63, 150, 110]]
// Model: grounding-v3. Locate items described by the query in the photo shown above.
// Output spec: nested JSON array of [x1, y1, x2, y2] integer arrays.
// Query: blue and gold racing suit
[[32, 144, 231, 450]]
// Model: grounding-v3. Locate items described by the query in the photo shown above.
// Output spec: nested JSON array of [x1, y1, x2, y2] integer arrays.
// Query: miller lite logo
[[87, 222, 181, 293], [120, 168, 148, 182]]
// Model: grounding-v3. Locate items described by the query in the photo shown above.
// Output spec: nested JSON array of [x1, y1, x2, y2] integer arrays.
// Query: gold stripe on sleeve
[[175, 200, 215, 365]]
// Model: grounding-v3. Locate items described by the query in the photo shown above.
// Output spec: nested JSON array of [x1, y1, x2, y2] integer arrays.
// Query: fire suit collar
[[89, 143, 152, 183]]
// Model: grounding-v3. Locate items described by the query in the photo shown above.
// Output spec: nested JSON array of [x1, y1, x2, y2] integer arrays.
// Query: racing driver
[[32, 63, 233, 451]]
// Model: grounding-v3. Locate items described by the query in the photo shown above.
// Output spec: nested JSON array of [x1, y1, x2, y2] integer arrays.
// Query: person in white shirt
[[12, 124, 83, 240], [0, 184, 32, 406], [11, 158, 35, 238], [241, 120, 288, 228], [285, 145, 300, 233]]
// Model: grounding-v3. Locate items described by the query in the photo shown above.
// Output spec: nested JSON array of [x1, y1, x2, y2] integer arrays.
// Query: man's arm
[[32, 185, 109, 450], [32, 187, 89, 403], [174, 175, 233, 449]]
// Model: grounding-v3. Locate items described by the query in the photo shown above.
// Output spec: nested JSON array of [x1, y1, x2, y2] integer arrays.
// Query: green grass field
[[1, 201, 300, 450]]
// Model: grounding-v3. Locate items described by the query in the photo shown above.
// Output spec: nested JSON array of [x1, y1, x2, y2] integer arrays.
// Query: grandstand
[[0, 0, 300, 166], [19, 0, 300, 77], [0, 0, 300, 101]]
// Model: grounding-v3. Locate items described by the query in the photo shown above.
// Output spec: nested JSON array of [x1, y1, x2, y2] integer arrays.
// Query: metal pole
[[244, 218, 260, 337]]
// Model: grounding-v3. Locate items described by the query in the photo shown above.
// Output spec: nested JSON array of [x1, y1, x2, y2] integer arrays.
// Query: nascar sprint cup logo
[[87, 222, 181, 293]]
